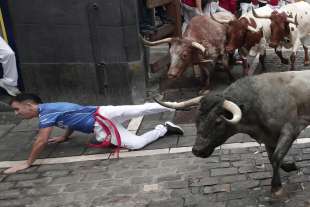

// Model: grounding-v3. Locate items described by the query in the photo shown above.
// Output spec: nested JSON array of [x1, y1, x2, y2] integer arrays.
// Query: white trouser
[[94, 103, 174, 150], [181, 3, 199, 33], [0, 36, 18, 86], [204, 2, 228, 15], [240, 3, 258, 16]]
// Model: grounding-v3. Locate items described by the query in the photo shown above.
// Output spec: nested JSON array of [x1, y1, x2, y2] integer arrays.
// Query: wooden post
[[146, 0, 173, 8], [166, 0, 182, 37]]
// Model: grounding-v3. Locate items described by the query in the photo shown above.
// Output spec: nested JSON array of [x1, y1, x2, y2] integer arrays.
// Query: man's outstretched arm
[[4, 127, 53, 174]]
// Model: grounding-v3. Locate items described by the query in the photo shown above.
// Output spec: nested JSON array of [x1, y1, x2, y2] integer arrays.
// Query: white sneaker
[[0, 79, 21, 96]]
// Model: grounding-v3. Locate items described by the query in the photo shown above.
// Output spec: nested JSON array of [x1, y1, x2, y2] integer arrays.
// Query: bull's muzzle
[[168, 73, 178, 79], [167, 68, 181, 79], [269, 42, 278, 48], [192, 145, 214, 158], [225, 46, 235, 54], [192, 147, 213, 158]]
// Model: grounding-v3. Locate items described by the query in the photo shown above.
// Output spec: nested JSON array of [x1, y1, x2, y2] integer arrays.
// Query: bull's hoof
[[281, 162, 298, 172], [281, 58, 289, 65], [304, 60, 310, 66], [271, 187, 288, 200]]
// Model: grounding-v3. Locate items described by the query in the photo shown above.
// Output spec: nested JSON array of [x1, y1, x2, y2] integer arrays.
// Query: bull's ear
[[215, 117, 222, 125]]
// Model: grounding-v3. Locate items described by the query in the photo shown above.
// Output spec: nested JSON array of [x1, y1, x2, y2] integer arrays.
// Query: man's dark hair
[[9, 93, 43, 105]]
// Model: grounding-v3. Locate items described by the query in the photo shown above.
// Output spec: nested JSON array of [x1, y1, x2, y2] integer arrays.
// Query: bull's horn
[[247, 25, 263, 33], [210, 12, 230, 24], [222, 100, 242, 124], [154, 95, 207, 110], [141, 36, 173, 46], [191, 42, 206, 53], [287, 14, 298, 26], [246, 25, 259, 33], [200, 59, 214, 63], [251, 7, 271, 19]]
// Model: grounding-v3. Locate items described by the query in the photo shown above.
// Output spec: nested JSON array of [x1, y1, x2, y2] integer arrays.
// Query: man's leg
[[0, 37, 18, 86], [113, 122, 167, 150], [240, 3, 251, 16], [112, 121, 183, 150], [0, 37, 20, 96], [98, 103, 174, 123]]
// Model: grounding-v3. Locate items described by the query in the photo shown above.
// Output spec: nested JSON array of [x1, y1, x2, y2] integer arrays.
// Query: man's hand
[[48, 136, 67, 144], [3, 162, 30, 174], [48, 128, 73, 144]]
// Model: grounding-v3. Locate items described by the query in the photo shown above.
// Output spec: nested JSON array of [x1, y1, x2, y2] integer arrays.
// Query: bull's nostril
[[225, 47, 234, 54], [269, 42, 277, 48], [168, 74, 177, 79]]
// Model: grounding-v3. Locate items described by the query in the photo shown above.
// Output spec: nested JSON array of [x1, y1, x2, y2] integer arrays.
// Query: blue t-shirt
[[38, 102, 97, 133]]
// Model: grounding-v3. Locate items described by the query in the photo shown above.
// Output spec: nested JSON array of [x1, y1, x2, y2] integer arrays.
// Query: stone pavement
[[1, 143, 310, 206], [1, 48, 310, 206]]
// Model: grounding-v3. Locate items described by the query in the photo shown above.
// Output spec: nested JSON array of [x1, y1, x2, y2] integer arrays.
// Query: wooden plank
[[166, 0, 182, 37], [146, 0, 173, 8], [150, 54, 170, 73], [149, 23, 175, 41]]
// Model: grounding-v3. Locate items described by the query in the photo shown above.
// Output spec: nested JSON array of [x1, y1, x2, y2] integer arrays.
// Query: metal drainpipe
[[86, 2, 108, 96]]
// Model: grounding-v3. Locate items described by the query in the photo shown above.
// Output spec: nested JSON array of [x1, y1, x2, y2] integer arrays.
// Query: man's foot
[[0, 79, 21, 96], [164, 121, 184, 136]]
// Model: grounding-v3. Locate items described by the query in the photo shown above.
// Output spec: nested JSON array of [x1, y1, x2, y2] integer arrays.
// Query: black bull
[[156, 70, 310, 197]]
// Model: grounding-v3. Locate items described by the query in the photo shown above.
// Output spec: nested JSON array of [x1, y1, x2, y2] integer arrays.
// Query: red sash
[[182, 0, 196, 7], [88, 107, 122, 158]]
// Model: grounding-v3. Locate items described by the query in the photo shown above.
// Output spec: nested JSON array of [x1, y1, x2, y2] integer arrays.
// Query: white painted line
[[0, 149, 167, 168], [120, 148, 169, 158], [296, 138, 310, 144], [2, 137, 310, 168], [127, 116, 143, 134], [169, 146, 192, 153], [221, 142, 261, 149]]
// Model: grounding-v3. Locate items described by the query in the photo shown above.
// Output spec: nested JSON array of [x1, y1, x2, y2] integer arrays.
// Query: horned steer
[[212, 6, 290, 74], [142, 12, 236, 87], [156, 70, 310, 198], [253, 1, 310, 70]]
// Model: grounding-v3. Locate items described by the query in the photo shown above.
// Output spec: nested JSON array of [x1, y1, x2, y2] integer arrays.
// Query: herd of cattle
[[145, 1, 310, 199], [143, 1, 310, 86]]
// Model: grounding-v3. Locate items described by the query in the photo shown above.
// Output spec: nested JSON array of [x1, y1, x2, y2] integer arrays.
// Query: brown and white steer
[[211, 6, 290, 75], [253, 1, 310, 70], [142, 12, 236, 88]]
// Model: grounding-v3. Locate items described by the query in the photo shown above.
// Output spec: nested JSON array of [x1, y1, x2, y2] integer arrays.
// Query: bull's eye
[[284, 37, 290, 43], [215, 117, 222, 125], [181, 52, 188, 60]]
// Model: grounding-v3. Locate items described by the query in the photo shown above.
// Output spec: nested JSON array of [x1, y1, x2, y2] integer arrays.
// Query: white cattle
[[253, 1, 310, 69]]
